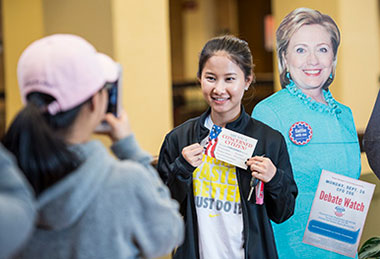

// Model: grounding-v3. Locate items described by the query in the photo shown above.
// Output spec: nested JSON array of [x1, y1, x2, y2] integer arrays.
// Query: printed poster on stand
[[303, 169, 375, 257]]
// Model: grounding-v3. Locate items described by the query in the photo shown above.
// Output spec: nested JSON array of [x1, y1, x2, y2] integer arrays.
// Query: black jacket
[[158, 107, 298, 259], [363, 90, 380, 180]]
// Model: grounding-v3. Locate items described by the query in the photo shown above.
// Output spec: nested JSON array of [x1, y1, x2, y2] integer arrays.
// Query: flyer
[[204, 126, 257, 169], [303, 170, 375, 258]]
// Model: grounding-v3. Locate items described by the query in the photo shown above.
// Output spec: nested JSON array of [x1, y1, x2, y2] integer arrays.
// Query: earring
[[286, 71, 295, 86], [329, 73, 333, 79]]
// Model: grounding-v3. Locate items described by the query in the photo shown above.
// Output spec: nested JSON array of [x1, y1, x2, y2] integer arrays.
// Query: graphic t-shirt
[[193, 116, 244, 259]]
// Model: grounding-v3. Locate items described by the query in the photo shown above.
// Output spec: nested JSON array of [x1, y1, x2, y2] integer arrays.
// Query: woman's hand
[[104, 110, 133, 142], [246, 156, 277, 183], [182, 143, 204, 167]]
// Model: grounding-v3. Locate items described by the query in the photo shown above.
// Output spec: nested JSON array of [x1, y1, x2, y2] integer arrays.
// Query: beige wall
[[183, 0, 217, 80], [2, 0, 172, 155], [182, 0, 239, 81], [43, 0, 114, 57], [2, 0, 44, 126], [336, 0, 380, 177], [337, 0, 380, 131], [111, 0, 173, 155]]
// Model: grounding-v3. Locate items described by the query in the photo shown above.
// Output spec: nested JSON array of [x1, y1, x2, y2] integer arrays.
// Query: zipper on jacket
[[237, 168, 250, 259]]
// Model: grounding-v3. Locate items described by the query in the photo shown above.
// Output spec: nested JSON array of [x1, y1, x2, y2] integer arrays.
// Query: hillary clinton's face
[[285, 24, 334, 92]]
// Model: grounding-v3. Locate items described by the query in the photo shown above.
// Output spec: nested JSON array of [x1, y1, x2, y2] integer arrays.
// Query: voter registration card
[[204, 126, 258, 169]]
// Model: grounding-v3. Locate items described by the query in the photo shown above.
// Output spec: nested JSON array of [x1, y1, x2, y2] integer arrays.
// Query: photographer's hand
[[104, 110, 133, 142]]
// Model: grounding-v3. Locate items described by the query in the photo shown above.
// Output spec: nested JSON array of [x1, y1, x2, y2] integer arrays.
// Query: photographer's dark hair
[[2, 93, 86, 196]]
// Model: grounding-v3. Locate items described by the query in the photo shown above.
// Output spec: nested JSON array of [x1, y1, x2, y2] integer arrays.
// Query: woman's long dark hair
[[2, 93, 86, 196]]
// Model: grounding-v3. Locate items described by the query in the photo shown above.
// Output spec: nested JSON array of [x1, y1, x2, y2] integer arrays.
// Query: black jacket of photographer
[[157, 106, 298, 259]]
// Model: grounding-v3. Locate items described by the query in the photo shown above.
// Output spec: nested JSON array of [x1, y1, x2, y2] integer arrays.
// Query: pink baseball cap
[[17, 34, 119, 115]]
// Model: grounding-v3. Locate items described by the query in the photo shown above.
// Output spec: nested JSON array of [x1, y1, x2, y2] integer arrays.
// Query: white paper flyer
[[204, 127, 257, 169], [303, 170, 375, 257]]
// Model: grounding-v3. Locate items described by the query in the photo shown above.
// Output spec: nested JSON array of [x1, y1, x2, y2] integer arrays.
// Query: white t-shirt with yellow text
[[193, 116, 244, 259]]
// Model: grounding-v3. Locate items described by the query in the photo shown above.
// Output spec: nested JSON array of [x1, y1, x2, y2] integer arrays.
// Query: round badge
[[289, 121, 313, 145]]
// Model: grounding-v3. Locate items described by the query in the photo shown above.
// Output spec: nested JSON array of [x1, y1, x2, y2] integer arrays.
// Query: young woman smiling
[[158, 35, 297, 259]]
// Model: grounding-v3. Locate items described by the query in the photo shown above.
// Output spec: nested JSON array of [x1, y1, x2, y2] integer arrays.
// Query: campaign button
[[289, 121, 313, 145]]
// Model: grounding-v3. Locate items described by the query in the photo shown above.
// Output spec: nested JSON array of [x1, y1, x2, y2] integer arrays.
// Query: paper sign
[[204, 127, 257, 169], [303, 170, 375, 258]]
